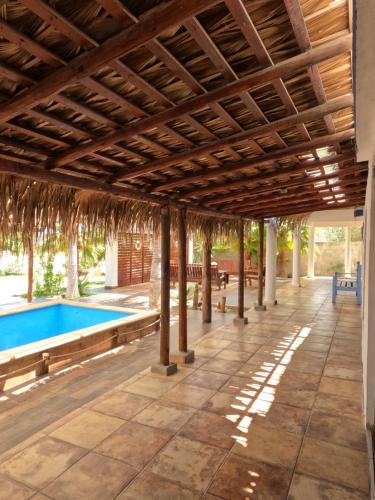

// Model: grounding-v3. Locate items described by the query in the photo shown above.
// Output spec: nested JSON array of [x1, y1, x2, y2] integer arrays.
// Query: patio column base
[[170, 350, 195, 364], [254, 304, 267, 311], [151, 362, 177, 376], [233, 317, 248, 326]]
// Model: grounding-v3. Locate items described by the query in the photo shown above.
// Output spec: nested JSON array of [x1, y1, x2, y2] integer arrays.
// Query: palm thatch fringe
[[0, 174, 246, 249]]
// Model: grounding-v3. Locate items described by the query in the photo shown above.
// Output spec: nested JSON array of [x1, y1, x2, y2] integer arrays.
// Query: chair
[[332, 261, 362, 305]]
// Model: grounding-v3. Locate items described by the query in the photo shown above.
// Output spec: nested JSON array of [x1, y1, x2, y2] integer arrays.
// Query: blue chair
[[332, 261, 362, 305]]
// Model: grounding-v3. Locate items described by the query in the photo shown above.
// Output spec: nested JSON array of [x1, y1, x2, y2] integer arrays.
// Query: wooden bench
[[332, 261, 362, 305], [170, 263, 227, 290], [244, 267, 265, 287]]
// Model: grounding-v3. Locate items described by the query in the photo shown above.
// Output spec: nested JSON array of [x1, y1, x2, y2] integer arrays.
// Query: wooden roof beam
[[50, 34, 352, 167], [111, 95, 352, 182], [247, 197, 365, 219], [204, 165, 367, 210], [225, 0, 318, 157], [0, 0, 221, 124], [153, 129, 354, 193], [200, 154, 356, 206], [232, 181, 367, 214]]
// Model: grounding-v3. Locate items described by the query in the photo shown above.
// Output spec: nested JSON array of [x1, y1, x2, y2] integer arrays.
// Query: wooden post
[[151, 206, 177, 375], [170, 209, 194, 364], [234, 219, 248, 325], [202, 230, 212, 323], [27, 235, 33, 303], [255, 219, 267, 311], [178, 209, 187, 352]]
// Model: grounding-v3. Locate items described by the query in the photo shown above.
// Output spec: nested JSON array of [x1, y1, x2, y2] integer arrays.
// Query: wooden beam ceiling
[[50, 34, 352, 167], [0, 1, 358, 219]]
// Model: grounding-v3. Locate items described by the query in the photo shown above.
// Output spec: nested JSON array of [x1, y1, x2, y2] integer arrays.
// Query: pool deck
[[0, 278, 369, 499]]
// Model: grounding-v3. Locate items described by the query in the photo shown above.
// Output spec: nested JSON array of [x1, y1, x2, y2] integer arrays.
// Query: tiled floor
[[0, 278, 369, 499]]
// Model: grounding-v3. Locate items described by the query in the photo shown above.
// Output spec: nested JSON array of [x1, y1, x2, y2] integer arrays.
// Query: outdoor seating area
[[170, 263, 227, 290], [0, 0, 375, 498]]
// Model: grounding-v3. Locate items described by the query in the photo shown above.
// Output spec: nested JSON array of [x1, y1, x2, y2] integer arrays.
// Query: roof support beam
[[204, 165, 367, 210], [111, 95, 352, 182], [51, 33, 352, 167], [155, 129, 354, 193], [247, 197, 365, 219], [203, 155, 355, 206], [0, 0, 220, 124]]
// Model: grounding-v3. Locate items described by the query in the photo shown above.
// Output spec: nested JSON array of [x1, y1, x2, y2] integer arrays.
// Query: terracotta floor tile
[[117, 471, 200, 499], [200, 358, 245, 375], [162, 383, 216, 409], [50, 410, 123, 449], [297, 342, 330, 353], [297, 438, 369, 493], [267, 369, 321, 391], [227, 341, 263, 354], [288, 359, 326, 376], [323, 364, 363, 381], [202, 391, 252, 416], [92, 391, 152, 420], [215, 349, 253, 362], [314, 393, 362, 420], [231, 422, 302, 468], [208, 453, 292, 500], [258, 385, 316, 410], [288, 473, 369, 500], [122, 374, 178, 399], [132, 400, 196, 432], [234, 363, 271, 382], [43, 452, 137, 500], [249, 401, 310, 435], [198, 338, 232, 349], [96, 421, 172, 469], [319, 377, 363, 401], [0, 437, 85, 489], [179, 410, 237, 449], [183, 369, 230, 390], [193, 346, 223, 358], [307, 410, 367, 451], [149, 436, 225, 493], [219, 375, 260, 398], [0, 473, 35, 500]]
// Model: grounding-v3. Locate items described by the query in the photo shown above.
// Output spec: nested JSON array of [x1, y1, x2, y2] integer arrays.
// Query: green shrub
[[34, 258, 64, 298]]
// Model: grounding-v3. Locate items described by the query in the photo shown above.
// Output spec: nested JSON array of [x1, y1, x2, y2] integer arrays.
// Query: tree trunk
[[66, 229, 80, 299], [149, 232, 162, 309], [278, 249, 287, 277]]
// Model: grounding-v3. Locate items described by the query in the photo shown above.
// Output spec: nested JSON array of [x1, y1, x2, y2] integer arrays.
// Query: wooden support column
[[151, 206, 177, 376], [27, 235, 33, 303], [202, 230, 212, 323], [255, 219, 267, 311], [234, 219, 248, 325], [171, 209, 194, 364]]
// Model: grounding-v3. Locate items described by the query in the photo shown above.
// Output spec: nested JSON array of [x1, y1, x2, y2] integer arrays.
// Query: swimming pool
[[0, 303, 132, 351], [0, 300, 159, 390]]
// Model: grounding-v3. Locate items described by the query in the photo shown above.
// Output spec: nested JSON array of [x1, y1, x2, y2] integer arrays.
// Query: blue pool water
[[0, 304, 131, 351]]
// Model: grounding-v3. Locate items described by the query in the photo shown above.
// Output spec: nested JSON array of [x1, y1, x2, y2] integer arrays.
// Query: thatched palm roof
[[0, 0, 364, 239]]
